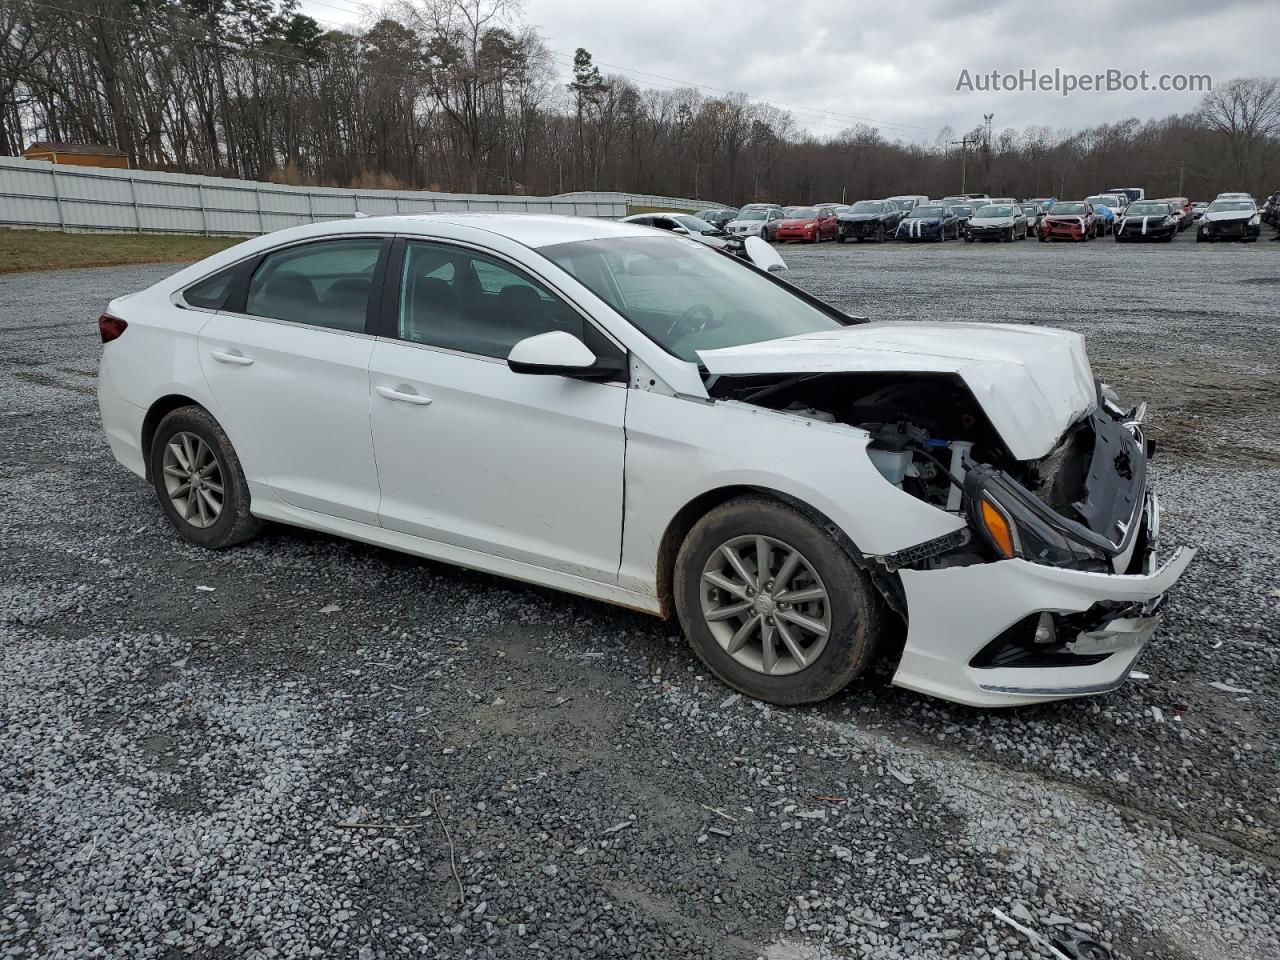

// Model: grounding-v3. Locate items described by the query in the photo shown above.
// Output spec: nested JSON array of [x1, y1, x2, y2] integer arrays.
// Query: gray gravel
[[1, 236, 1278, 959]]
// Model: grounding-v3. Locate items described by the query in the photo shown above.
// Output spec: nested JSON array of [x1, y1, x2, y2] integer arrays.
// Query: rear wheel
[[674, 496, 883, 705], [150, 406, 261, 549]]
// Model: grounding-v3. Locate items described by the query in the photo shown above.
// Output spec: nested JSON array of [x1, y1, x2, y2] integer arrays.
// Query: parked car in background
[[949, 205, 977, 236], [1107, 187, 1146, 204], [1039, 201, 1100, 241], [1259, 192, 1279, 227], [1019, 202, 1046, 236], [1156, 197, 1193, 231], [621, 213, 730, 250], [1086, 194, 1126, 230], [1027, 197, 1057, 210], [886, 195, 929, 212], [775, 206, 839, 243], [725, 207, 785, 242], [836, 200, 905, 242], [695, 209, 739, 228], [896, 204, 961, 241], [960, 193, 992, 205], [1115, 200, 1178, 242], [987, 197, 1017, 206], [966, 203, 1028, 242], [1188, 201, 1210, 222], [1196, 198, 1261, 242], [97, 213, 1190, 709], [1214, 192, 1254, 202], [1087, 202, 1116, 234]]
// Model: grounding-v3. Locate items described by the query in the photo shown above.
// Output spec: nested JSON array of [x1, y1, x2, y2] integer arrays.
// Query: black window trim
[[378, 234, 627, 378]]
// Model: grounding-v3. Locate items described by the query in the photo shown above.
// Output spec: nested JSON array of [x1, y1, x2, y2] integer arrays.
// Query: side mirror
[[508, 330, 622, 380], [744, 236, 788, 272], [672, 225, 689, 234]]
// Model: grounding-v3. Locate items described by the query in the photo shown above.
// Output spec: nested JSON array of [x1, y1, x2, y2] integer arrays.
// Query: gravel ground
[[1, 234, 1278, 960]]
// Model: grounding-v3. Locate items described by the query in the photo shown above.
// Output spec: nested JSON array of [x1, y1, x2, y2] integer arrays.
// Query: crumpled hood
[[698, 322, 1097, 460]]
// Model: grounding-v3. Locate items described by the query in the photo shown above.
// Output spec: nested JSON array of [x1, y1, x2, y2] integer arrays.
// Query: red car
[[775, 206, 839, 243], [1038, 201, 1101, 241], [1157, 197, 1193, 230]]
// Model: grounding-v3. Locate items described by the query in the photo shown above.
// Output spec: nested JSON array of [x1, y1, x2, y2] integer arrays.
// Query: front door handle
[[376, 384, 433, 406], [211, 349, 254, 366]]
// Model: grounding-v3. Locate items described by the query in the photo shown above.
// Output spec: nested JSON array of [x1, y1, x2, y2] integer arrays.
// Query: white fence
[[0, 156, 719, 236]]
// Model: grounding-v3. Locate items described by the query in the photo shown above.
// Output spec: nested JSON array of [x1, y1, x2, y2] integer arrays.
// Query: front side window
[[245, 238, 382, 332], [541, 235, 842, 363], [398, 241, 584, 360]]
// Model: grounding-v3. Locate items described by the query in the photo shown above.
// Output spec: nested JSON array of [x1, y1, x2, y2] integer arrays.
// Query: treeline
[[3, 0, 1278, 203]]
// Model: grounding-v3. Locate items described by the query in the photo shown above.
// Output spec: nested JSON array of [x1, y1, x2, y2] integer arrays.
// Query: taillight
[[99, 314, 127, 343]]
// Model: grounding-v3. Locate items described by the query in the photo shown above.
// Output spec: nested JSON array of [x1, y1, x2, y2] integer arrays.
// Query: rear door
[[197, 236, 387, 524]]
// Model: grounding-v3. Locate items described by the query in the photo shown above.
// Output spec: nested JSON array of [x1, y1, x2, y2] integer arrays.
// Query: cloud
[[516, 0, 1280, 141]]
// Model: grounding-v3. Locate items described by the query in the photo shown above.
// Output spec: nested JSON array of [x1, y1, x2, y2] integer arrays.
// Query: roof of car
[[316, 212, 657, 248]]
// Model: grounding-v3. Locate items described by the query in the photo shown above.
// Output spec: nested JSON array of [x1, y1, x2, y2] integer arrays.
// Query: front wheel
[[150, 405, 261, 549], [674, 496, 883, 705]]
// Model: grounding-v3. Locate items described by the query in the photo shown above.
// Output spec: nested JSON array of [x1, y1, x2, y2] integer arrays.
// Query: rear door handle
[[376, 384, 433, 406], [211, 349, 254, 366]]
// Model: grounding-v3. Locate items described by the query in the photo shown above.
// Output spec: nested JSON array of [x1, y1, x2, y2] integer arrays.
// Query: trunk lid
[[698, 322, 1097, 460]]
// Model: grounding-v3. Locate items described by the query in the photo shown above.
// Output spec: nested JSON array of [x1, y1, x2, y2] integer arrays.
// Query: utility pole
[[950, 137, 977, 193], [1178, 161, 1185, 196]]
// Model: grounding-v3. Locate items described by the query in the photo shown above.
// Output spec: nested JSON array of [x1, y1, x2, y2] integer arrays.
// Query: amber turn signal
[[980, 498, 1017, 559]]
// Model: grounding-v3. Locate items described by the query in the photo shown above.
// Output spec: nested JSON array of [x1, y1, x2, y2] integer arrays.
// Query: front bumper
[[1117, 221, 1177, 240], [776, 227, 816, 241], [892, 494, 1193, 707], [1042, 221, 1087, 240], [1198, 220, 1259, 241], [968, 224, 1010, 240]]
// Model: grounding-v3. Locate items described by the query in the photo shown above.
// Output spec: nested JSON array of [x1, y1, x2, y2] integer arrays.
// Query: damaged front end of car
[[700, 331, 1193, 707]]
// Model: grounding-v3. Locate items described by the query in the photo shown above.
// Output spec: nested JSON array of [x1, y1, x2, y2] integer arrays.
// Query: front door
[[368, 239, 627, 582]]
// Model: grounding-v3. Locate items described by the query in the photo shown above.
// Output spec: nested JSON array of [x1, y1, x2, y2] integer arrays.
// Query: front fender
[[618, 390, 965, 595]]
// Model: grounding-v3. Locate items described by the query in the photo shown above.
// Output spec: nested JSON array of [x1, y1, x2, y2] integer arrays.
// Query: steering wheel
[[665, 302, 715, 342]]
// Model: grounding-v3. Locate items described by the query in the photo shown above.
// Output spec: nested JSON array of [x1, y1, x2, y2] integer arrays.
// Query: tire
[[1039, 232, 1048, 242], [874, 224, 885, 243], [673, 495, 883, 705], [836, 232, 846, 243], [150, 405, 261, 549]]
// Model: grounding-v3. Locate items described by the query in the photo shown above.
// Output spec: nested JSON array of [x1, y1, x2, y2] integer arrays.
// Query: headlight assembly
[[965, 467, 1110, 571]]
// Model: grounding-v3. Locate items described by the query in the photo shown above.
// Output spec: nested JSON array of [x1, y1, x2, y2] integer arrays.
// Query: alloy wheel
[[161, 431, 224, 528], [699, 535, 831, 676]]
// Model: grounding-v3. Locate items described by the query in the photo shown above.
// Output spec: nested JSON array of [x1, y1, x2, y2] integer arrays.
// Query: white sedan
[[97, 214, 1191, 707]]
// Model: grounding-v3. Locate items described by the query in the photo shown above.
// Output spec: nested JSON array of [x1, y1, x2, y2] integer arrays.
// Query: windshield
[[1019, 204, 1038, 214], [952, 206, 974, 216], [675, 215, 716, 233], [911, 206, 946, 218], [1051, 202, 1086, 215], [540, 236, 842, 363], [1206, 200, 1254, 212], [849, 202, 884, 213], [786, 208, 817, 219], [736, 210, 766, 221], [976, 205, 1014, 217], [1126, 202, 1169, 216], [1087, 196, 1119, 208]]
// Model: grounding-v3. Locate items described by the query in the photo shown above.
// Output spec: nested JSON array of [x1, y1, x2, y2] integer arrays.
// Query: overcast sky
[[301, 0, 1279, 143]]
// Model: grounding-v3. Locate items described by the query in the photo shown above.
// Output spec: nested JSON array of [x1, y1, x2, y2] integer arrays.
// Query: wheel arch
[[141, 394, 204, 481], [653, 484, 905, 621]]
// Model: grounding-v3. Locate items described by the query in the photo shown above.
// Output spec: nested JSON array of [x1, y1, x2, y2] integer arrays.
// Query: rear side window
[[182, 266, 237, 310], [245, 238, 383, 333]]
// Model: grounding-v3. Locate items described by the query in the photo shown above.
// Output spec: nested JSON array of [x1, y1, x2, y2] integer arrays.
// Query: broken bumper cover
[[891, 495, 1194, 707]]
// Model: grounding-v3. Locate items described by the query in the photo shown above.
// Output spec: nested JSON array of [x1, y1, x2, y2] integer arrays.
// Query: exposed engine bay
[[707, 370, 1150, 575]]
